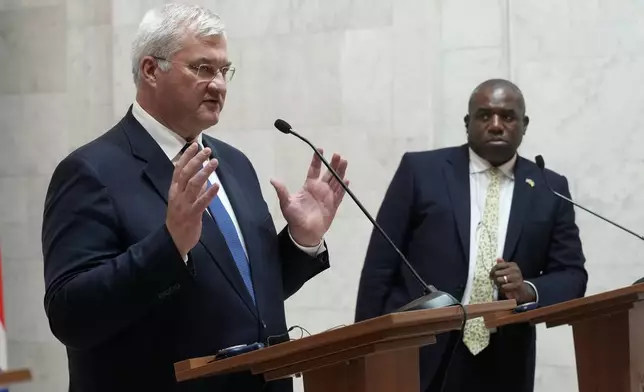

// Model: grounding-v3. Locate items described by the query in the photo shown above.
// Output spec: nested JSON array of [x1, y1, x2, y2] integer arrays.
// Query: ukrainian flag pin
[[526, 178, 535, 187]]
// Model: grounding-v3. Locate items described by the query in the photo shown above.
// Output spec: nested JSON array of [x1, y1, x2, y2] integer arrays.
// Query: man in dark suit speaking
[[354, 79, 587, 392], [41, 4, 348, 392]]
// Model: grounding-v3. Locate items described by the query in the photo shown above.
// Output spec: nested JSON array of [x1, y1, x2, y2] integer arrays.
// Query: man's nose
[[491, 114, 502, 128], [207, 74, 227, 92]]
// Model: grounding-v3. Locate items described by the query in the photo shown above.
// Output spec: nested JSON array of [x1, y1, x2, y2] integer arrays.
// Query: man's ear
[[464, 114, 470, 131], [140, 56, 159, 86], [523, 115, 530, 134]]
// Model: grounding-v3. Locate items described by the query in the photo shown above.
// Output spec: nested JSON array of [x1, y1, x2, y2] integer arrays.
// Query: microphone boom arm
[[552, 189, 644, 241], [536, 155, 644, 241]]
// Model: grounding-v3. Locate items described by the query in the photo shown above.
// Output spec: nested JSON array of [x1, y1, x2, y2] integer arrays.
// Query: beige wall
[[1, 1, 643, 391]]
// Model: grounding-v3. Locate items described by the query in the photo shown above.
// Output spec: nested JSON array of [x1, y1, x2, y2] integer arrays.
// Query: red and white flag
[[0, 246, 7, 372]]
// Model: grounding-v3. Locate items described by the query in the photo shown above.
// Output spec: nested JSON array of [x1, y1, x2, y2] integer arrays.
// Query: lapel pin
[[525, 178, 535, 188]]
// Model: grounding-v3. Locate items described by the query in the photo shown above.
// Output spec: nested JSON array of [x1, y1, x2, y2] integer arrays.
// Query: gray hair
[[131, 3, 226, 86]]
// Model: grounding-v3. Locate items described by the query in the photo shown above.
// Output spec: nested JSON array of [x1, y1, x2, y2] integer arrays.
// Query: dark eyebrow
[[474, 108, 492, 114], [474, 107, 518, 115], [496, 108, 520, 116]]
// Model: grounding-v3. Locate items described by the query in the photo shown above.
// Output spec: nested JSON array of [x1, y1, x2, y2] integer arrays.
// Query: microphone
[[274, 119, 459, 311], [535, 155, 644, 285]]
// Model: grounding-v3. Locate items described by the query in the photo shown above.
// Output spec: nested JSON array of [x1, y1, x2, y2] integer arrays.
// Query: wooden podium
[[0, 368, 32, 386], [485, 283, 644, 392], [175, 300, 515, 391]]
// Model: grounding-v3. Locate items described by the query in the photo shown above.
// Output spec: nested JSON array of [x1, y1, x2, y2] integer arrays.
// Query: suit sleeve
[[279, 227, 330, 299], [42, 154, 194, 351], [355, 154, 414, 322], [527, 175, 588, 306]]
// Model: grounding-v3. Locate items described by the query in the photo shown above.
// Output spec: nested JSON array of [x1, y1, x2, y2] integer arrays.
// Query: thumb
[[270, 179, 290, 208]]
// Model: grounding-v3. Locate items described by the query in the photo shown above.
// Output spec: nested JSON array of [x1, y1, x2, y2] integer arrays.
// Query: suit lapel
[[202, 138, 261, 318], [444, 146, 471, 262], [503, 157, 534, 260], [122, 108, 174, 203]]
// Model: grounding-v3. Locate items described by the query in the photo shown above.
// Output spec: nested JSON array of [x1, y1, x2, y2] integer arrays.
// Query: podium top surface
[[175, 300, 515, 382], [486, 283, 644, 329], [0, 368, 32, 386]]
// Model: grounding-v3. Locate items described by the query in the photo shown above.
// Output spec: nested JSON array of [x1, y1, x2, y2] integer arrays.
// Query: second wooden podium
[[485, 283, 644, 392], [174, 300, 515, 392]]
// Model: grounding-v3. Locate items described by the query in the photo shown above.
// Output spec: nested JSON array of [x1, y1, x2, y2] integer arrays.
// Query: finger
[[322, 154, 341, 183], [491, 263, 513, 276], [185, 159, 218, 202], [495, 270, 521, 285], [335, 158, 348, 179], [493, 265, 521, 283], [307, 149, 323, 180], [497, 270, 523, 285], [509, 272, 523, 282], [333, 178, 350, 193], [196, 180, 208, 199], [193, 182, 219, 213], [330, 174, 348, 194], [333, 180, 349, 208], [178, 148, 212, 191], [329, 158, 348, 191], [501, 282, 523, 292], [270, 179, 291, 208], [490, 264, 506, 278], [490, 259, 507, 272], [172, 143, 199, 183]]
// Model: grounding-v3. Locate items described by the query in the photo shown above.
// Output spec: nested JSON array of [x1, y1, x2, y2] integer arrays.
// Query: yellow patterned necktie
[[463, 167, 501, 355]]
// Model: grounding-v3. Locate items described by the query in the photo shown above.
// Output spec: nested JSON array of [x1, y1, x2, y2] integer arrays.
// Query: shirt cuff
[[288, 228, 326, 256], [524, 280, 539, 304]]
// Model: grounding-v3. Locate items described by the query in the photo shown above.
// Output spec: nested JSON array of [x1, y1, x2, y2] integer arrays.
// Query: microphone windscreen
[[535, 155, 545, 170], [274, 119, 292, 134]]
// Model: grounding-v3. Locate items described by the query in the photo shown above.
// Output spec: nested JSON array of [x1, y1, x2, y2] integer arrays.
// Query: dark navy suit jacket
[[42, 109, 329, 392], [355, 145, 587, 391]]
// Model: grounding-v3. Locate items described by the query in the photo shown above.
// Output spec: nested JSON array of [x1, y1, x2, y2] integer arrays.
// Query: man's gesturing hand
[[166, 143, 219, 259]]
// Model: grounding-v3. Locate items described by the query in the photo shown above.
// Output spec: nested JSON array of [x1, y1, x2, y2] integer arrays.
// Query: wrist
[[165, 224, 189, 260], [519, 282, 537, 304], [289, 227, 322, 248]]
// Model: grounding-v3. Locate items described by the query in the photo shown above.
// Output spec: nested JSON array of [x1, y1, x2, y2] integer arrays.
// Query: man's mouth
[[203, 100, 220, 109]]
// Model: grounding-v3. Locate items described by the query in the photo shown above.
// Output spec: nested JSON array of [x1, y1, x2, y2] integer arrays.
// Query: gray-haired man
[[42, 3, 348, 391]]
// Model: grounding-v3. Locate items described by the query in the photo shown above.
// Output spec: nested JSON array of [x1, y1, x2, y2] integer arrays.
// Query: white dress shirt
[[131, 101, 325, 260], [462, 148, 538, 305]]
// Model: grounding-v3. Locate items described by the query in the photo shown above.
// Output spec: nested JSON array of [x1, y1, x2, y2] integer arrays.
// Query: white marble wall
[[0, 0, 643, 391]]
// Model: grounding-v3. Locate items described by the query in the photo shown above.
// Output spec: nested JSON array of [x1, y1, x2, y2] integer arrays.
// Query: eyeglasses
[[153, 56, 236, 84]]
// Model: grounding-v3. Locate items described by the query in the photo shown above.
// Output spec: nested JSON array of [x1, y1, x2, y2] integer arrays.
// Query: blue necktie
[[180, 142, 255, 303], [207, 186, 256, 304]]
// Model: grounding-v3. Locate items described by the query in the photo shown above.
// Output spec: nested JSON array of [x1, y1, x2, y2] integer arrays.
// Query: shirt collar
[[468, 147, 517, 180], [131, 100, 204, 162]]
